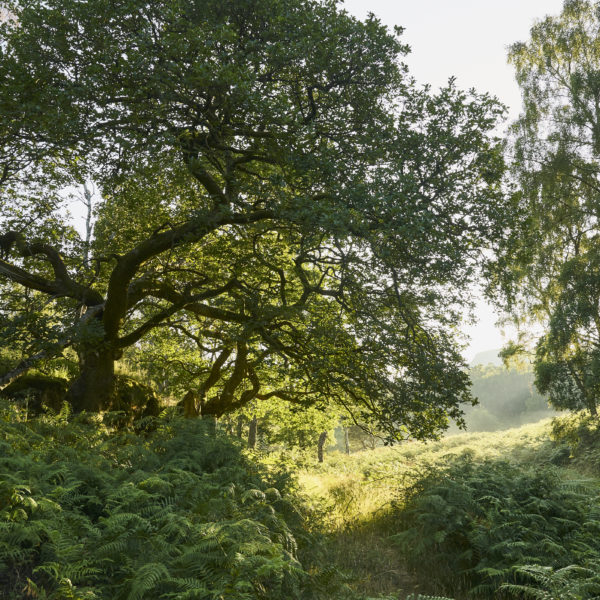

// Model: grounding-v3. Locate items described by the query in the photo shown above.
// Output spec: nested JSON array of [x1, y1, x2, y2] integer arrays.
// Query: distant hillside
[[470, 348, 502, 366], [457, 363, 557, 432]]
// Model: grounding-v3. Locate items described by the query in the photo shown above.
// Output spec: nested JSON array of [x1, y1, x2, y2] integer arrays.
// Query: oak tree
[[0, 0, 506, 439]]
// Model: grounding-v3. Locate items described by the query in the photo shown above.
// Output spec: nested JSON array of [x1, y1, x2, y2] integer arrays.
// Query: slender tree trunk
[[344, 427, 350, 455], [66, 347, 115, 412], [236, 415, 244, 439], [248, 416, 257, 449], [317, 431, 327, 463], [81, 182, 94, 267]]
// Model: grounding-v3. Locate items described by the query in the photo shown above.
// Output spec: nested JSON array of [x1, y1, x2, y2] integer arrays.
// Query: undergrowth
[[7, 402, 600, 600], [393, 455, 600, 598], [0, 404, 342, 600]]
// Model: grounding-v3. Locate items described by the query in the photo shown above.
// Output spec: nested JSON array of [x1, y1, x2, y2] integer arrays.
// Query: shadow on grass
[[321, 512, 418, 598]]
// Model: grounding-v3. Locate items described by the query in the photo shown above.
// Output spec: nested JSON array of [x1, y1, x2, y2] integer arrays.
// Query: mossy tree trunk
[[67, 346, 116, 412]]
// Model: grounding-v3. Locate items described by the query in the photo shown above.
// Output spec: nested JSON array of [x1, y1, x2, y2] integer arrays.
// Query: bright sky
[[343, 0, 565, 362]]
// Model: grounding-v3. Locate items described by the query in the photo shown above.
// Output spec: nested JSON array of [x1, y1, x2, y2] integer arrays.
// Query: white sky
[[343, 0, 565, 362]]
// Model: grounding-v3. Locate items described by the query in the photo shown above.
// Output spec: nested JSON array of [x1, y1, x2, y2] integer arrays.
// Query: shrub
[[550, 413, 600, 474]]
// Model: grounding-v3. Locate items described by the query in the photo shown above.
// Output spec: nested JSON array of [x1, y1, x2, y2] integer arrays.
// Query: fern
[[0, 405, 317, 599], [392, 454, 600, 598], [501, 563, 600, 600]]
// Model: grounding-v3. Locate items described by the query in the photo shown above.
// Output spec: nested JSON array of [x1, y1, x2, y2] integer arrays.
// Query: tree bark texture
[[317, 431, 327, 463], [66, 347, 115, 412], [248, 416, 257, 449]]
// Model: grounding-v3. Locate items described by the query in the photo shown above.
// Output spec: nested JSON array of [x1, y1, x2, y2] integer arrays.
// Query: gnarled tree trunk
[[66, 347, 116, 412]]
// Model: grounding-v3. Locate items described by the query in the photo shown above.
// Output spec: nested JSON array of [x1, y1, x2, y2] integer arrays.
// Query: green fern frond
[[126, 562, 170, 600]]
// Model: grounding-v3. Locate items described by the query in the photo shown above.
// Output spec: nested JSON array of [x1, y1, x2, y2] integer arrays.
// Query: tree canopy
[[0, 0, 507, 439], [489, 0, 600, 415]]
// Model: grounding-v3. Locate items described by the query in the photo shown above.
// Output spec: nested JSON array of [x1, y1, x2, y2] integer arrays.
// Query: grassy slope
[[299, 419, 569, 599]]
